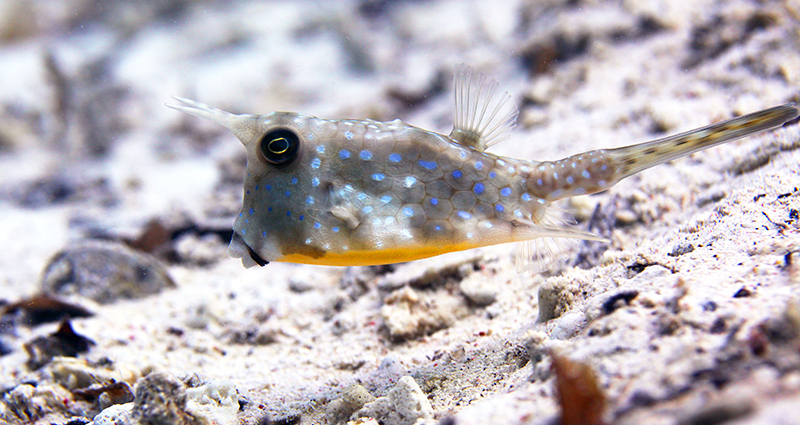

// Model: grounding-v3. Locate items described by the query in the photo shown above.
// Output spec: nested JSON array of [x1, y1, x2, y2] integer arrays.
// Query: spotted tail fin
[[611, 103, 799, 180]]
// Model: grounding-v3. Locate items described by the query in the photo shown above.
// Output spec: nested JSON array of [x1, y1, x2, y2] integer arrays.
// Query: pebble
[[40, 239, 175, 304], [130, 371, 200, 425], [354, 376, 433, 425]]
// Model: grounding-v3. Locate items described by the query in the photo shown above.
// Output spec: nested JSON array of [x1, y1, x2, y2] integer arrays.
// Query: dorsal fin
[[449, 64, 519, 152]]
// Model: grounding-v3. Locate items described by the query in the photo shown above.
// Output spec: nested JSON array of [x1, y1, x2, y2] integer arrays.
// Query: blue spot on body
[[306, 196, 314, 205], [404, 207, 414, 217], [381, 195, 392, 203], [312, 177, 320, 187], [357, 192, 367, 201], [268, 207, 273, 212], [285, 191, 291, 197], [246, 190, 250, 194], [495, 204, 504, 212], [475, 161, 483, 170], [244, 219, 248, 223], [537, 179, 543, 186], [241, 229, 246, 234], [363, 206, 373, 214], [332, 226, 340, 233], [311, 158, 321, 169], [389, 153, 402, 163], [255, 185, 259, 190], [314, 222, 321, 229], [248, 208, 255, 215], [286, 211, 291, 217], [339, 149, 351, 159], [452, 170, 462, 179], [515, 210, 523, 218], [404, 176, 416, 187], [262, 231, 267, 237], [566, 176, 574, 184], [372, 173, 385, 181], [458, 211, 472, 219], [473, 183, 484, 194], [360, 150, 372, 160], [582, 171, 591, 179], [344, 131, 354, 140], [418, 160, 437, 170], [316, 145, 325, 153], [430, 198, 438, 205], [501, 187, 511, 197], [239, 212, 243, 217], [435, 225, 442, 231], [489, 171, 497, 178], [522, 193, 532, 201], [291, 177, 298, 184], [265, 184, 272, 191], [299, 215, 304, 221], [601, 165, 608, 171]]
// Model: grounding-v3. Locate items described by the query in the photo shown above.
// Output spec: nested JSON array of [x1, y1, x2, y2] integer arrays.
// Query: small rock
[[380, 286, 467, 341], [326, 384, 376, 424], [354, 376, 433, 425], [185, 380, 239, 425], [47, 356, 139, 392], [537, 277, 577, 323], [131, 371, 202, 425], [92, 403, 134, 425], [459, 274, 498, 306], [1, 382, 75, 423], [40, 239, 175, 304]]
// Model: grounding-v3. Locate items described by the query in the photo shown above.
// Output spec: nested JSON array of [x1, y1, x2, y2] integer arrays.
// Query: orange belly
[[277, 240, 484, 266]]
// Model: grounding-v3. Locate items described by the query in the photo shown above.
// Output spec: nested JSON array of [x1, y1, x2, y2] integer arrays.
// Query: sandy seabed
[[1, 1, 800, 424]]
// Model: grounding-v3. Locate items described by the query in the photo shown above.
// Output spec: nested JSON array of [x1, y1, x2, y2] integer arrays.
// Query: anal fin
[[511, 209, 609, 274]]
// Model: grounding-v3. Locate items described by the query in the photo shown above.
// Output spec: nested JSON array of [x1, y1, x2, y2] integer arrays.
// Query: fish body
[[168, 65, 798, 269]]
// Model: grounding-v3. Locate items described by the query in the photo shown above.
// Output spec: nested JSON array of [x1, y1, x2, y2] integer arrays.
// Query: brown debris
[[72, 380, 135, 410], [2, 294, 93, 326], [24, 319, 94, 369], [551, 352, 607, 425]]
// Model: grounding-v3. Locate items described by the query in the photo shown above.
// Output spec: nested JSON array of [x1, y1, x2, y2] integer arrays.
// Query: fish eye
[[259, 129, 300, 166]]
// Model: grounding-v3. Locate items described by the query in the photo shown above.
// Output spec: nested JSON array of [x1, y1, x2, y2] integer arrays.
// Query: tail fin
[[610, 103, 798, 179]]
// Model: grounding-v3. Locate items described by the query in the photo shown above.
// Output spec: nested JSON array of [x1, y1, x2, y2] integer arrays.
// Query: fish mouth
[[228, 232, 269, 268], [245, 243, 269, 267]]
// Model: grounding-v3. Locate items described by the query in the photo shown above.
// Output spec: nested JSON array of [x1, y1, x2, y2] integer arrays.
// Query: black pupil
[[259, 129, 299, 165]]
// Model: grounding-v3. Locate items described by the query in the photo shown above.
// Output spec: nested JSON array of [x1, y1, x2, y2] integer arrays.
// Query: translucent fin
[[166, 96, 254, 143], [515, 237, 578, 274], [449, 64, 519, 152], [512, 209, 608, 274], [328, 183, 362, 229]]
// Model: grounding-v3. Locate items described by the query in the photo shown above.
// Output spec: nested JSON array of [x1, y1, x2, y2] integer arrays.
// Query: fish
[[167, 64, 798, 270]]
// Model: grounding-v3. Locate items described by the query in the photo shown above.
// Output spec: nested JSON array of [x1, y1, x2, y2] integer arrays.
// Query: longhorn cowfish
[[168, 65, 798, 270]]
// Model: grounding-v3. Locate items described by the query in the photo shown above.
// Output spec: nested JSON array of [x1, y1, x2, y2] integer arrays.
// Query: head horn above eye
[[166, 96, 256, 144]]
